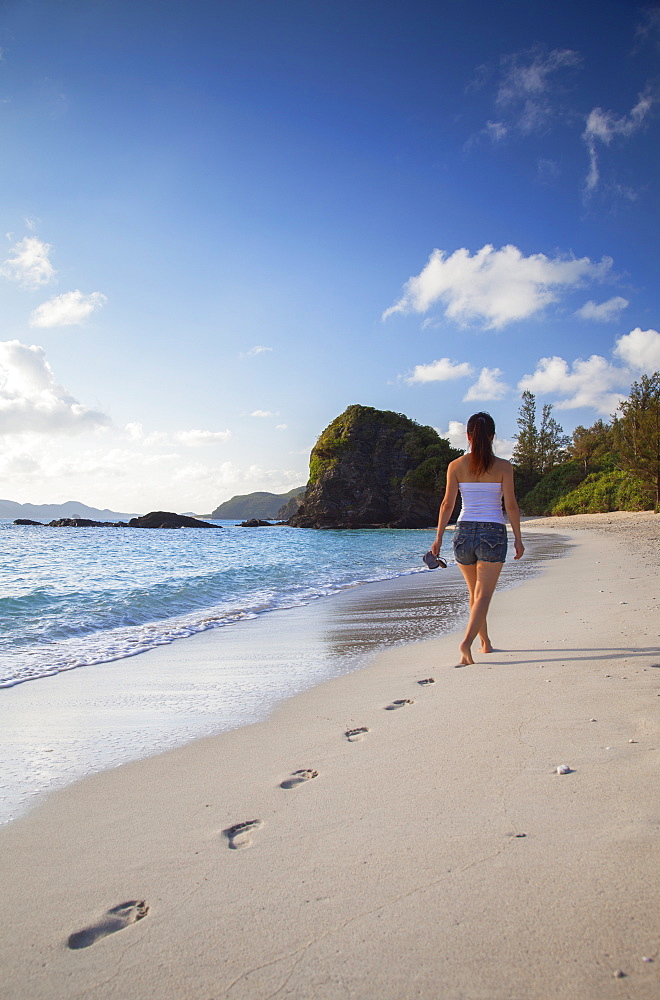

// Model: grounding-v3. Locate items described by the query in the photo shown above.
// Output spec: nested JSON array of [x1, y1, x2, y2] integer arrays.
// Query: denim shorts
[[453, 521, 507, 565]]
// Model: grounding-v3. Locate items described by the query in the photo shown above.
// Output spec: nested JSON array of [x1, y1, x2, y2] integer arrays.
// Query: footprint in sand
[[67, 901, 148, 950], [280, 769, 319, 789], [417, 677, 435, 686], [385, 699, 414, 710], [345, 727, 369, 742], [223, 819, 263, 850]]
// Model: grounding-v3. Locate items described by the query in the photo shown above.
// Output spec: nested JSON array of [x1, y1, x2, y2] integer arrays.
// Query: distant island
[[211, 486, 306, 520], [1, 499, 137, 522]]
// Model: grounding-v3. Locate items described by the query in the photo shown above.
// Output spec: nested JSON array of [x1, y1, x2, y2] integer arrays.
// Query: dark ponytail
[[467, 411, 495, 476]]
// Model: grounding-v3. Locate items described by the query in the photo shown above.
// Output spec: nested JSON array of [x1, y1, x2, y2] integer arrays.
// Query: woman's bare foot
[[480, 639, 493, 653], [458, 640, 474, 665]]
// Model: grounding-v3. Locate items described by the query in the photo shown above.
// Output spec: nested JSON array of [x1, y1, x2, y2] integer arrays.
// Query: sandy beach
[[1, 512, 659, 1000]]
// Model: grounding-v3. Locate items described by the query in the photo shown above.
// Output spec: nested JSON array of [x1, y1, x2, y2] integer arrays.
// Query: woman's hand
[[514, 538, 525, 560], [430, 536, 442, 557]]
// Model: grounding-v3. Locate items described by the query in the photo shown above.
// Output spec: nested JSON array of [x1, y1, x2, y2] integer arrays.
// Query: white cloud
[[583, 90, 655, 192], [495, 47, 581, 135], [383, 244, 611, 330], [635, 8, 660, 50], [485, 121, 507, 142], [575, 296, 629, 322], [125, 424, 231, 448], [125, 422, 146, 442], [0, 427, 306, 514], [613, 328, 660, 371], [436, 420, 513, 458], [436, 420, 468, 450], [519, 328, 660, 416], [463, 367, 509, 401], [276, 423, 288, 431], [242, 345, 272, 358], [0, 339, 109, 434], [123, 422, 168, 446], [250, 409, 274, 418], [1, 237, 56, 288], [171, 460, 303, 494], [406, 358, 473, 383], [518, 354, 626, 415], [30, 290, 107, 327], [174, 429, 232, 446]]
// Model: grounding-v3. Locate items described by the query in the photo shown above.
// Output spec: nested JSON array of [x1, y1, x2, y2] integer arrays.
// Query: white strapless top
[[457, 482, 506, 524]]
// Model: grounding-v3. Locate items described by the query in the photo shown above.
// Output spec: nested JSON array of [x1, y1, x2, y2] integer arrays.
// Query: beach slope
[[1, 512, 659, 1000]]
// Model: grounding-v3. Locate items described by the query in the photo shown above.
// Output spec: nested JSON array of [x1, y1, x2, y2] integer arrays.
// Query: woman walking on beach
[[431, 412, 524, 666]]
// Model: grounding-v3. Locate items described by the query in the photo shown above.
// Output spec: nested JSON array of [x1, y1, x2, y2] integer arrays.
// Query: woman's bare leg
[[457, 563, 496, 655], [457, 561, 503, 665]]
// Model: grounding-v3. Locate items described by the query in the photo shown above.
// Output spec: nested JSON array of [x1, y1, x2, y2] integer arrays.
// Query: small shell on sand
[[613, 969, 626, 978], [628, 739, 637, 743], [555, 764, 571, 774]]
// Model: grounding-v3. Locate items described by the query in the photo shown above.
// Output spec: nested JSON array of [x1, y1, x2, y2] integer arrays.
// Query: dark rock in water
[[14, 518, 45, 526], [128, 511, 221, 529], [47, 518, 129, 527], [288, 404, 462, 529], [17, 511, 220, 529], [239, 518, 275, 527]]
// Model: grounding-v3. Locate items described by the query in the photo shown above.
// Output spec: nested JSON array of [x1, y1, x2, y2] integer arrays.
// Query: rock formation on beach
[[288, 405, 461, 528]]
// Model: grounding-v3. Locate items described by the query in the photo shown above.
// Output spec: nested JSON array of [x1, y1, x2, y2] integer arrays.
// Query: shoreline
[[1, 513, 659, 999], [0, 528, 562, 826]]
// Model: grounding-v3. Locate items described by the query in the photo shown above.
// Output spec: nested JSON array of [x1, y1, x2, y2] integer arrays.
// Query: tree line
[[511, 372, 660, 515]]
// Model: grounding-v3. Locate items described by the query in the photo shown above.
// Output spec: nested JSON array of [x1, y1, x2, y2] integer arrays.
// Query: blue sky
[[1, 0, 658, 512]]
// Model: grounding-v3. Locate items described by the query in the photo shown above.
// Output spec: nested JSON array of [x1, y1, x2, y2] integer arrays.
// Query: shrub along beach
[[512, 374, 660, 516]]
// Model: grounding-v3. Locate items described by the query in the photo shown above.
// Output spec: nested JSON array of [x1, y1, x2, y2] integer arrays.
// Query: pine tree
[[613, 372, 660, 507], [512, 390, 539, 476], [538, 403, 570, 474], [513, 391, 569, 492]]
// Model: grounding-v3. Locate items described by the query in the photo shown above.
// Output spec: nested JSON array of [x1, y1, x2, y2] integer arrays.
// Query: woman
[[430, 412, 524, 666]]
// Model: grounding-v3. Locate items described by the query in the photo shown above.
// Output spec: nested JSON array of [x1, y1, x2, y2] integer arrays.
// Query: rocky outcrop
[[239, 518, 276, 527], [277, 491, 305, 519], [288, 405, 462, 529], [128, 511, 221, 529], [14, 518, 46, 526]]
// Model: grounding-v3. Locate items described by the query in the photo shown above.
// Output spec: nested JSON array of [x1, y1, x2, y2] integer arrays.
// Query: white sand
[[1, 513, 659, 1000]]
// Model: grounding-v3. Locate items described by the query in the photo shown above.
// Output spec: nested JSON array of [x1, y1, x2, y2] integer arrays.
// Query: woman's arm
[[430, 462, 459, 557], [501, 461, 524, 560]]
